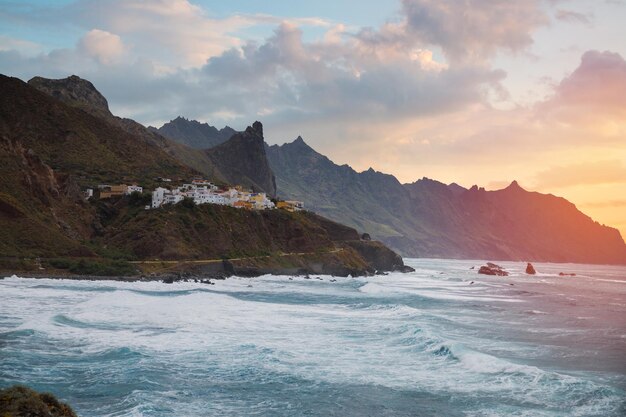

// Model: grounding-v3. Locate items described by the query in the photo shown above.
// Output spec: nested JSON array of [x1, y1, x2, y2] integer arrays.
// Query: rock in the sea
[[478, 263, 509, 276], [361, 233, 372, 241], [559, 272, 576, 276], [525, 262, 537, 275]]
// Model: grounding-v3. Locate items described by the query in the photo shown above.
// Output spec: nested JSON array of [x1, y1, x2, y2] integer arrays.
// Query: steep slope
[[2, 75, 198, 187], [266, 137, 415, 237], [0, 134, 93, 258], [206, 122, 277, 196], [268, 137, 626, 264], [152, 116, 237, 148], [0, 74, 203, 257], [28, 75, 227, 183]]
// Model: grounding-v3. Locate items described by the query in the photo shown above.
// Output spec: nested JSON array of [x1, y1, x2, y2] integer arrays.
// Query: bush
[[45, 258, 136, 276], [48, 258, 72, 269], [68, 259, 136, 276], [0, 385, 78, 417], [128, 191, 151, 206], [181, 197, 196, 209], [0, 258, 36, 271]]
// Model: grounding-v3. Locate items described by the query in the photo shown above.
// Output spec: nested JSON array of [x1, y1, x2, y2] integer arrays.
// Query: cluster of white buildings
[[150, 179, 276, 210], [85, 179, 304, 212]]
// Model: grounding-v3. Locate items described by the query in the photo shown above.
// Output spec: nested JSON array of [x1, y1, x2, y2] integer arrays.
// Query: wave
[[52, 314, 124, 331]]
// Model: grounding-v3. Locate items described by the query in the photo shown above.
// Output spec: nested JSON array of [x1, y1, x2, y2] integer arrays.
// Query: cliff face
[[206, 122, 277, 197], [268, 137, 626, 265], [153, 117, 237, 148], [28, 75, 112, 120]]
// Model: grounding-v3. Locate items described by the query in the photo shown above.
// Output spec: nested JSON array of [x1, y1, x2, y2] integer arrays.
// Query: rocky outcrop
[[525, 262, 537, 274], [478, 263, 509, 276], [0, 385, 77, 417], [206, 121, 277, 197], [29, 75, 112, 120], [343, 240, 414, 273]]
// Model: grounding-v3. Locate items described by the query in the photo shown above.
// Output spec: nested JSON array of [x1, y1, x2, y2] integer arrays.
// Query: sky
[[1, 0, 625, 237]]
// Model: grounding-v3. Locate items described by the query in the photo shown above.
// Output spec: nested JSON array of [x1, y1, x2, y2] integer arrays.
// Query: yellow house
[[277, 200, 304, 212], [99, 184, 128, 199], [233, 200, 253, 210]]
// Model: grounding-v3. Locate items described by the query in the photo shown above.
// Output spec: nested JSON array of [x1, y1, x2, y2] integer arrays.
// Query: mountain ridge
[[150, 116, 237, 149], [18, 75, 626, 265], [266, 136, 626, 265]]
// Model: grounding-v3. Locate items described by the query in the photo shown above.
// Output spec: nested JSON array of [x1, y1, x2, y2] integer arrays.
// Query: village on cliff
[[84, 179, 304, 212]]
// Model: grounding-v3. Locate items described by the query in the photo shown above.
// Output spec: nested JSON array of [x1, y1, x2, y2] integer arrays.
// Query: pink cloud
[[78, 29, 126, 65], [538, 50, 626, 123]]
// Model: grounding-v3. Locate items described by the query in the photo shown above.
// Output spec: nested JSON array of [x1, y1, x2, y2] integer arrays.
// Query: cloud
[[65, 0, 254, 68], [0, 35, 41, 54], [532, 160, 626, 189], [358, 0, 549, 64], [554, 9, 593, 25], [78, 29, 126, 65], [198, 22, 504, 124], [537, 50, 626, 126]]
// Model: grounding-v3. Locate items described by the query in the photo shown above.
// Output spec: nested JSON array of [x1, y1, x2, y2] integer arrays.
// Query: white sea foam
[[1, 260, 625, 417]]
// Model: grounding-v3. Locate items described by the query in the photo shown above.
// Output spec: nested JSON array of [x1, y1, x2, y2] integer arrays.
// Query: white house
[[83, 188, 93, 200], [149, 182, 280, 210], [126, 185, 143, 195], [152, 187, 167, 208], [164, 194, 184, 205]]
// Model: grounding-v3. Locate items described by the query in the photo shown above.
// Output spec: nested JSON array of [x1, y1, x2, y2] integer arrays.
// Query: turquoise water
[[1, 259, 625, 416]]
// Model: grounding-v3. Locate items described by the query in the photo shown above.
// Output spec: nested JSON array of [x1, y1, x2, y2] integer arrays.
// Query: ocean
[[1, 259, 625, 416]]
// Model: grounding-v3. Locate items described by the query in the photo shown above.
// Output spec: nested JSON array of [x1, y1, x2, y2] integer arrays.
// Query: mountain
[[152, 117, 237, 148], [205, 121, 277, 197], [267, 137, 626, 265], [1, 74, 408, 276], [0, 74, 200, 258], [27, 75, 275, 194], [28, 75, 228, 183]]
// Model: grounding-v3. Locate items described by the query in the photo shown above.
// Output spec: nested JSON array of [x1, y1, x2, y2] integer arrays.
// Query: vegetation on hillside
[[0, 385, 77, 417]]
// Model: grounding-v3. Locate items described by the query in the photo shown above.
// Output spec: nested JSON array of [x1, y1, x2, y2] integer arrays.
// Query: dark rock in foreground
[[0, 385, 77, 417], [525, 262, 537, 275], [478, 262, 509, 276]]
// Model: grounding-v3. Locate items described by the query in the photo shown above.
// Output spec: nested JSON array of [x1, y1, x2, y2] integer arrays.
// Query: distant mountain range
[[149, 117, 236, 149], [7, 73, 625, 265]]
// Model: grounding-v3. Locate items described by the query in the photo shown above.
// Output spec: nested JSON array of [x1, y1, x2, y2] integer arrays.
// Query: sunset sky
[[1, 0, 625, 237]]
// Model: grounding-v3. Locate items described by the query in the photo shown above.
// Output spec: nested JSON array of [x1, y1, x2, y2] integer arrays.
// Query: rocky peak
[[28, 75, 112, 119], [505, 180, 524, 191], [205, 121, 277, 197], [251, 121, 263, 136]]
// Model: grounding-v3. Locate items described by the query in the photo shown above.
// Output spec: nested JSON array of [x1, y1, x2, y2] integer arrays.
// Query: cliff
[[205, 122, 277, 197]]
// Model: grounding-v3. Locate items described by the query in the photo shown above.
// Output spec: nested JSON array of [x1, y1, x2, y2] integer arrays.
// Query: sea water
[[1, 259, 625, 416]]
